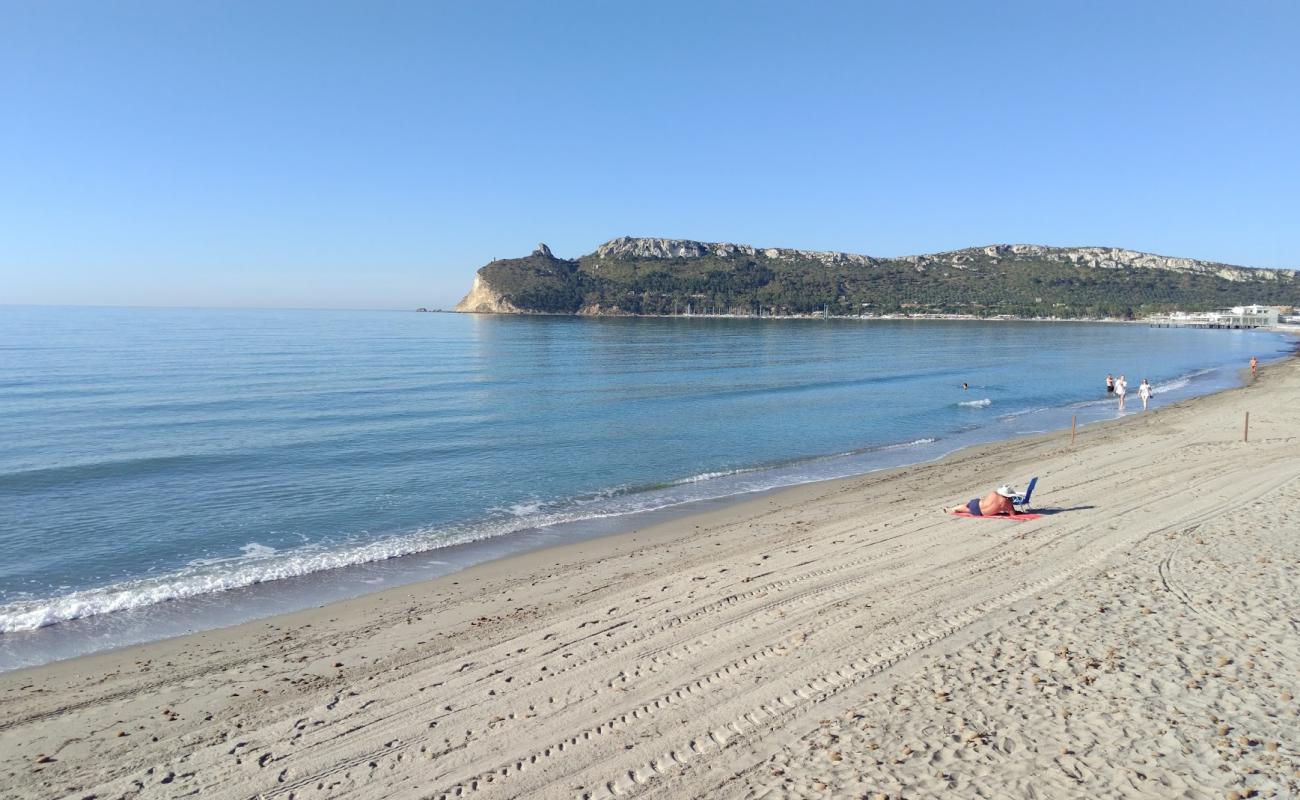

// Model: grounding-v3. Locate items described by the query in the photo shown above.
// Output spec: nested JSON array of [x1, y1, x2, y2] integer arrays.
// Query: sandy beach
[[2, 355, 1298, 800]]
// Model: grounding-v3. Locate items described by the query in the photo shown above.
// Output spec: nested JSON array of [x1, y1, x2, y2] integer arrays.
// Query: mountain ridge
[[591, 236, 1294, 281], [454, 237, 1299, 318]]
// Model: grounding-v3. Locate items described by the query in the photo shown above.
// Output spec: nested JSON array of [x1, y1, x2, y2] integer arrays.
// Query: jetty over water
[[1148, 304, 1281, 329]]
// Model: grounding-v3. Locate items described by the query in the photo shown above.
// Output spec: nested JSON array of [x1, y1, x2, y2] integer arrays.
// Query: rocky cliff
[[591, 238, 1293, 283], [453, 237, 1299, 319], [453, 273, 527, 314], [593, 236, 878, 268], [453, 244, 564, 313], [906, 244, 1291, 283]]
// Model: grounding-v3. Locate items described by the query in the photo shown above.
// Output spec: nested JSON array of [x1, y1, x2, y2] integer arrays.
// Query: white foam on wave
[[0, 519, 534, 633], [1070, 367, 1219, 409], [958, 398, 992, 408], [1154, 377, 1188, 392], [186, 542, 277, 567], [0, 481, 761, 633], [0, 432, 960, 634], [1151, 368, 1213, 394], [504, 501, 544, 517], [885, 437, 937, 449], [668, 466, 763, 485]]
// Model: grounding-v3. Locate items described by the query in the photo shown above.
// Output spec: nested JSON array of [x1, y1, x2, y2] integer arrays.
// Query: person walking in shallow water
[[1138, 378, 1152, 411], [1115, 375, 1127, 411], [1105, 374, 1115, 396], [1251, 356, 1259, 379]]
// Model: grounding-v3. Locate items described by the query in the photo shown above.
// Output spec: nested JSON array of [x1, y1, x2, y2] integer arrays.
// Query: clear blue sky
[[3, 1, 1298, 309]]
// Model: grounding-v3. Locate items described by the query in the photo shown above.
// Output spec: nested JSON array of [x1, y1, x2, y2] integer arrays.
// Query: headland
[[454, 237, 1300, 320]]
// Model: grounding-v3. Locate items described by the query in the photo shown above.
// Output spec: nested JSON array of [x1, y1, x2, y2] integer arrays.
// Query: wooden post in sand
[[1243, 411, 1250, 442], [1070, 415, 1077, 446]]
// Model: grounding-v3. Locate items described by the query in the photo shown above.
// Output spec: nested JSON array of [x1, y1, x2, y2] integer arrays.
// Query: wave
[[958, 398, 992, 408], [884, 437, 937, 449], [668, 466, 765, 485], [1066, 366, 1220, 409], [0, 433, 954, 634], [0, 498, 675, 632], [0, 518, 549, 633], [0, 452, 247, 491], [500, 501, 544, 517], [1152, 367, 1214, 394]]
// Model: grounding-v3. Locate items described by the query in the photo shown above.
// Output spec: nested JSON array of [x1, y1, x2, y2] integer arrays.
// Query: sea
[[0, 307, 1291, 671]]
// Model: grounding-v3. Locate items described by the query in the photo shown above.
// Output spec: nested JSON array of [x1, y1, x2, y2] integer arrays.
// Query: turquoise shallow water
[[0, 307, 1290, 668]]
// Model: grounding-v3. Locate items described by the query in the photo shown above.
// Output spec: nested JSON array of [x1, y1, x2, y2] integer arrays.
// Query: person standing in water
[[1250, 356, 1259, 379], [1115, 374, 1128, 411], [1138, 378, 1152, 410], [1105, 374, 1115, 395]]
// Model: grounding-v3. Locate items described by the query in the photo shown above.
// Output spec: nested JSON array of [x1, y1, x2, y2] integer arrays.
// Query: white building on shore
[[1148, 304, 1281, 329]]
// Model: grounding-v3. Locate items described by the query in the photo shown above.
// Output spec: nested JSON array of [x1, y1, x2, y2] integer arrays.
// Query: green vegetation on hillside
[[474, 249, 1300, 318]]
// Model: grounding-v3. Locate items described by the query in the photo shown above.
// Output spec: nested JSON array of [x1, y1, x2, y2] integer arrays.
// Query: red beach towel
[[948, 510, 1043, 522]]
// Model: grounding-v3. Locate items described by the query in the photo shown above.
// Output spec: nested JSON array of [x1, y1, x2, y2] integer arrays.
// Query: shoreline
[[3, 351, 1299, 797], [449, 305, 1300, 331], [448, 309, 1156, 322], [1, 342, 1284, 670]]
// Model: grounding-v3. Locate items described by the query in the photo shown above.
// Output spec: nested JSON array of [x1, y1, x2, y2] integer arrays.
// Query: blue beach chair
[[1014, 477, 1038, 511]]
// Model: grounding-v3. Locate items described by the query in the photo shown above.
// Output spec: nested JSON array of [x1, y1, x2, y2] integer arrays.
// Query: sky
[[2, 1, 1298, 309]]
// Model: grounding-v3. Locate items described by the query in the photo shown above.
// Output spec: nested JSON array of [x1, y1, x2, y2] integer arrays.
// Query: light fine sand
[[2, 358, 1299, 799]]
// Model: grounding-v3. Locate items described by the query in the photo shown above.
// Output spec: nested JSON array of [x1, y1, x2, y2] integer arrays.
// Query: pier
[[1148, 304, 1281, 329]]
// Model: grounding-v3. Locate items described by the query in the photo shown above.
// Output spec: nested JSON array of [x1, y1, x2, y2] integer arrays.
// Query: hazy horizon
[[4, 231, 1299, 312]]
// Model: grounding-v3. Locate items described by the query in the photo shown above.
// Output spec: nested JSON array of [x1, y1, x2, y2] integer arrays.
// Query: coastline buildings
[[1148, 304, 1282, 329]]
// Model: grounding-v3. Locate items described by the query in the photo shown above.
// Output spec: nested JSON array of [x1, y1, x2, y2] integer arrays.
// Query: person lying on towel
[[949, 485, 1021, 517]]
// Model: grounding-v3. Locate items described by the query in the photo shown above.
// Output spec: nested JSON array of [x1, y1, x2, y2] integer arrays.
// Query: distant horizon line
[[0, 302, 434, 313]]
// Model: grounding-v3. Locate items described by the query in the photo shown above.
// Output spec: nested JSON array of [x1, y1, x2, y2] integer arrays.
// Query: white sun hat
[[996, 485, 1019, 498]]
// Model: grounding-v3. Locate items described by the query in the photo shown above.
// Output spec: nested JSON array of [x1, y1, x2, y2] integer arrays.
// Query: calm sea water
[[0, 307, 1289, 669]]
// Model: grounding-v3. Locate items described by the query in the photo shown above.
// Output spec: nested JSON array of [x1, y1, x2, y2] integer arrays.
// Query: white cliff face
[[593, 237, 1295, 282], [946, 245, 1290, 282], [453, 274, 526, 314], [594, 236, 879, 268]]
